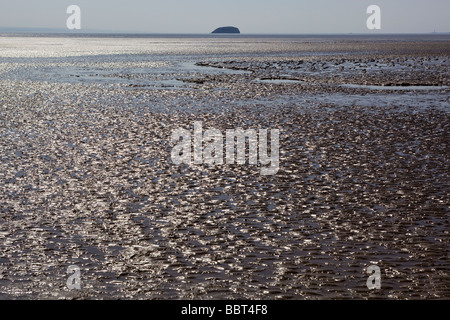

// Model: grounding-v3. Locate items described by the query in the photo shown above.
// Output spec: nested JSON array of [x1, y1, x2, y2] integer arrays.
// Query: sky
[[0, 0, 449, 34]]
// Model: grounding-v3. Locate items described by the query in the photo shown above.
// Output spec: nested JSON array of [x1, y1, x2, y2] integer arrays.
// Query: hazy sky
[[1, 0, 449, 33]]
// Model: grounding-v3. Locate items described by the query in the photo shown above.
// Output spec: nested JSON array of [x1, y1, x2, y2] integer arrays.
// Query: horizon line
[[0, 26, 449, 36], [1, 31, 449, 37]]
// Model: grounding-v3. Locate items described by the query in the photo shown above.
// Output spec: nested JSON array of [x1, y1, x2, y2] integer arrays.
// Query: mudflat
[[0, 35, 448, 299]]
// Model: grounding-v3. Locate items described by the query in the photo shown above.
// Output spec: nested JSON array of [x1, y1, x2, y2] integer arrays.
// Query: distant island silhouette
[[212, 26, 240, 34]]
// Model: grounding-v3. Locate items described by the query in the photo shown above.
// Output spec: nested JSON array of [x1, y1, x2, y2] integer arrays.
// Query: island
[[211, 26, 240, 34]]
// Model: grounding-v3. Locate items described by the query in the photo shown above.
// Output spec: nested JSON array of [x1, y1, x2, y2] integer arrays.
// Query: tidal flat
[[0, 35, 449, 299]]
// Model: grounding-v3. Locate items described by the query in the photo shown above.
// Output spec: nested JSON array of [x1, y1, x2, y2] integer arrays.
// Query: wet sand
[[0, 36, 449, 299]]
